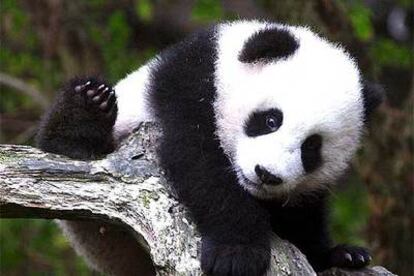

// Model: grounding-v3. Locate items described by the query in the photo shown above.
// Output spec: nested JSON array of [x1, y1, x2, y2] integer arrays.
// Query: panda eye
[[266, 115, 278, 130], [245, 108, 283, 137]]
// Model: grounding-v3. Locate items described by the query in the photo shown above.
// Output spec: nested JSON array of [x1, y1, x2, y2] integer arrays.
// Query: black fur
[[301, 134, 323, 173], [244, 108, 283, 137], [36, 23, 377, 276], [238, 27, 299, 64], [36, 77, 117, 160], [361, 80, 384, 121]]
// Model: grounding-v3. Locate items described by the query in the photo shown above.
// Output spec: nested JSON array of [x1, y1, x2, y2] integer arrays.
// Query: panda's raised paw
[[73, 78, 116, 114], [201, 238, 270, 276], [329, 244, 371, 269]]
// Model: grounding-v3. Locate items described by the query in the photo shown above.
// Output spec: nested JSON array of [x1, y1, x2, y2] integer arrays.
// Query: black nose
[[254, 165, 283, 185]]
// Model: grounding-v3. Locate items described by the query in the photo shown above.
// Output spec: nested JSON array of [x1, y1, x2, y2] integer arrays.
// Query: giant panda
[[36, 20, 383, 276]]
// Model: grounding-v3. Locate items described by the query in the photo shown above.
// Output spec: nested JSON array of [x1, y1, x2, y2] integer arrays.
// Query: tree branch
[[0, 123, 395, 275], [0, 72, 49, 109]]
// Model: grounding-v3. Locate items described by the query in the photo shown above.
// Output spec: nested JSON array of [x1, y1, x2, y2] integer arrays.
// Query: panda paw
[[72, 78, 117, 117], [329, 244, 371, 269], [201, 238, 270, 276]]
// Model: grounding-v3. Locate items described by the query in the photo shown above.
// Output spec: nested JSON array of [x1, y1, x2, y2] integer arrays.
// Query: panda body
[[37, 20, 383, 276], [114, 20, 364, 201]]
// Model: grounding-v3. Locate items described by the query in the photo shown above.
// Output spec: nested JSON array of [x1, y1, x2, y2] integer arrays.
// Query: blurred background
[[0, 0, 412, 275]]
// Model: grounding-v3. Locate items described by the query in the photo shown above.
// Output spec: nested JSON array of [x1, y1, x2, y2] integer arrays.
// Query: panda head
[[214, 21, 383, 199]]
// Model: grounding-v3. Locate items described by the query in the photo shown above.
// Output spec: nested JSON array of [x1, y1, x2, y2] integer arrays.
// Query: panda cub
[[37, 20, 383, 275]]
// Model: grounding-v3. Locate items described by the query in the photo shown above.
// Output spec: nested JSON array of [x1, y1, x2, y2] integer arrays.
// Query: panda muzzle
[[254, 165, 284, 185]]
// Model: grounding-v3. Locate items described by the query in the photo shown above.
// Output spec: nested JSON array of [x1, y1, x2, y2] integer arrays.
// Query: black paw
[[72, 78, 117, 117], [201, 238, 270, 276], [329, 244, 371, 269]]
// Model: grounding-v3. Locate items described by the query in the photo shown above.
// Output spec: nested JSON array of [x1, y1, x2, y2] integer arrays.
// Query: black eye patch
[[244, 108, 283, 137], [301, 134, 323, 173]]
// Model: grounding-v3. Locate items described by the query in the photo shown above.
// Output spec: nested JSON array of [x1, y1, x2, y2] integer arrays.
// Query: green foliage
[[347, 1, 374, 42], [88, 9, 154, 83], [90, 10, 134, 82], [136, 0, 153, 21], [398, 0, 413, 8], [0, 0, 60, 114], [192, 0, 223, 22], [88, 0, 107, 8], [0, 219, 92, 275], [371, 38, 412, 69], [331, 174, 370, 246]]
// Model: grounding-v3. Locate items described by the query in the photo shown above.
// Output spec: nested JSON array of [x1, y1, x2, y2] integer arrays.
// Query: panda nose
[[255, 165, 283, 185]]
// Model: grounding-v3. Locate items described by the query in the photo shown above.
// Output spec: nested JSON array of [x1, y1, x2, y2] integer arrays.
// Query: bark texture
[[0, 123, 395, 276]]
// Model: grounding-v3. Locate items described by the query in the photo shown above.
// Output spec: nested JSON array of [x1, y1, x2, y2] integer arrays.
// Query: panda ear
[[361, 80, 385, 120], [238, 27, 299, 64]]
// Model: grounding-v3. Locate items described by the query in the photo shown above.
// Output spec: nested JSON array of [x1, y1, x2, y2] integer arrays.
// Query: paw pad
[[330, 244, 371, 269], [74, 79, 116, 114]]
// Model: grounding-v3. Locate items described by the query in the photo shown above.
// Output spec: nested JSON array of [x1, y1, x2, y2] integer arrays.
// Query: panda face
[[213, 21, 365, 199]]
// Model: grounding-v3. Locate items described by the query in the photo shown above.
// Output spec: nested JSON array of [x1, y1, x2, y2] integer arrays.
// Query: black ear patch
[[238, 27, 299, 64], [361, 80, 385, 120]]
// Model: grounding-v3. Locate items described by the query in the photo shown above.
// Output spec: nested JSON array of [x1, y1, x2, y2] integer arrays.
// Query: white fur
[[213, 21, 365, 198], [113, 62, 154, 141]]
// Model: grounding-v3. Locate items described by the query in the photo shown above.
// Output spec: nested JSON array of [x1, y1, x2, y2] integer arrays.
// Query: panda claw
[[99, 102, 108, 110], [74, 80, 91, 93], [344, 253, 352, 263], [74, 85, 83, 93], [90, 87, 109, 103], [92, 95, 102, 103], [329, 244, 371, 269], [105, 103, 117, 117], [91, 86, 116, 112], [70, 78, 116, 115], [356, 255, 365, 264], [87, 89, 96, 97], [100, 95, 116, 111]]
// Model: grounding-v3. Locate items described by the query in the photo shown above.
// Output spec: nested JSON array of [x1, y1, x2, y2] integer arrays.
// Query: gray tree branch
[[0, 123, 395, 276]]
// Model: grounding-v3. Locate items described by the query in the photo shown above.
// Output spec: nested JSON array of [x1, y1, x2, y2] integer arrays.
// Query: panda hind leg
[[36, 77, 117, 160]]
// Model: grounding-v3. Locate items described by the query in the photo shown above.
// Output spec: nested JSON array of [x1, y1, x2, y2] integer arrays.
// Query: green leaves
[[371, 38, 412, 68], [348, 2, 374, 42], [136, 0, 153, 21], [0, 219, 92, 275], [192, 0, 223, 22]]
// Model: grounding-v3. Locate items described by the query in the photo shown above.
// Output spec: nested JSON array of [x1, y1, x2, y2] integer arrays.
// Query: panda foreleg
[[36, 77, 156, 275], [165, 160, 272, 276], [304, 239, 372, 271], [36, 77, 117, 159], [283, 204, 371, 272], [201, 233, 271, 276]]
